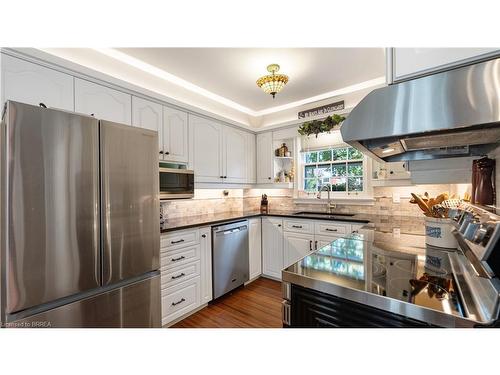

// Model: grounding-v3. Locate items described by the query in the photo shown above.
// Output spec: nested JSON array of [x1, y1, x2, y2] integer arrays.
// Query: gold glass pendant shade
[[256, 64, 289, 98]]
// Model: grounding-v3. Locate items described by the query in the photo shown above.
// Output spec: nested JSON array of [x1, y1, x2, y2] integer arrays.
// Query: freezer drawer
[[7, 274, 161, 328]]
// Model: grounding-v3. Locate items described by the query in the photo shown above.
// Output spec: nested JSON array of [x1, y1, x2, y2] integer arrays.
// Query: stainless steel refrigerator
[[0, 101, 161, 328]]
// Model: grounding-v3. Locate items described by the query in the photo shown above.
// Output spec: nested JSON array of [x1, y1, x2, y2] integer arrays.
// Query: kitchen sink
[[294, 211, 355, 217]]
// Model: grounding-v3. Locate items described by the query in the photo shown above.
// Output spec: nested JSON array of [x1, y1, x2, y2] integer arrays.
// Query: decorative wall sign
[[298, 100, 345, 119]]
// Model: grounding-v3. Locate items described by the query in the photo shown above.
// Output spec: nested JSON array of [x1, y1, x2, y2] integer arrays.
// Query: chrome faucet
[[316, 184, 336, 213]]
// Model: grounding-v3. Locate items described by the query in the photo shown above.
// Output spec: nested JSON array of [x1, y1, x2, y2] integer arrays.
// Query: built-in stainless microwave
[[159, 165, 194, 199]]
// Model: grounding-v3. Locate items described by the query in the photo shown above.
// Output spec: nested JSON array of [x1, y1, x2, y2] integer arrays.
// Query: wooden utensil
[[411, 193, 432, 215]]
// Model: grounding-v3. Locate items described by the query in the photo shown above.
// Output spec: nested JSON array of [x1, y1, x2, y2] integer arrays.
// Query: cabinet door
[[284, 232, 314, 267], [75, 78, 132, 125], [315, 234, 342, 251], [248, 218, 262, 280], [189, 115, 223, 182], [393, 48, 500, 82], [163, 106, 188, 163], [256, 132, 273, 183], [262, 217, 283, 279], [199, 226, 212, 304], [132, 96, 162, 157], [246, 132, 256, 183], [1, 54, 74, 111], [223, 126, 247, 183]]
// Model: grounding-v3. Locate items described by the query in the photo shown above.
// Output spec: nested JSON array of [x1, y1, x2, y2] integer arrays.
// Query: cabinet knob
[[159, 151, 164, 154], [165, 151, 170, 155], [278, 224, 282, 227], [90, 113, 95, 117], [202, 234, 207, 238], [220, 176, 224, 179], [268, 177, 271, 180], [223, 176, 227, 179]]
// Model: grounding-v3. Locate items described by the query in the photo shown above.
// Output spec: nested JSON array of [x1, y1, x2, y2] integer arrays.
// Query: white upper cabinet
[[391, 48, 500, 82], [75, 78, 132, 125], [223, 126, 247, 183], [246, 133, 256, 184], [189, 114, 253, 184], [189, 114, 224, 182], [256, 131, 273, 183], [132, 96, 162, 155], [1, 54, 74, 111], [163, 106, 189, 163]]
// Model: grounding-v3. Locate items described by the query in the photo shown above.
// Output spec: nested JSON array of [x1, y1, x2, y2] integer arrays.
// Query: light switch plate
[[393, 228, 401, 238], [392, 193, 400, 203]]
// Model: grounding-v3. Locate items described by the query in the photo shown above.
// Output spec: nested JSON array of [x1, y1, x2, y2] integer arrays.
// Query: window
[[302, 146, 365, 194]]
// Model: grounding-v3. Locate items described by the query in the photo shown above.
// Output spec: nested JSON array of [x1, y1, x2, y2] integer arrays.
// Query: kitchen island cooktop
[[282, 232, 495, 327]]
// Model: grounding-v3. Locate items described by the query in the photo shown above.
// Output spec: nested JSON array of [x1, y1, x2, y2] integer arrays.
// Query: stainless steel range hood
[[340, 58, 500, 162]]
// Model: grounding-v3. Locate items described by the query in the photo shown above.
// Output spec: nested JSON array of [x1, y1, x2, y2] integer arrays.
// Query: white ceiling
[[36, 47, 386, 127], [116, 48, 385, 112]]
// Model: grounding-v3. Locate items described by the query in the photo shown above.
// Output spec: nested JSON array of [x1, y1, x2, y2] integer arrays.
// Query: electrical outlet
[[392, 193, 400, 203], [393, 228, 401, 238]]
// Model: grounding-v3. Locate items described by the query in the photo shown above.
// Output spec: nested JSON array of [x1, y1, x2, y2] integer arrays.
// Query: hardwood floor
[[171, 277, 283, 328]]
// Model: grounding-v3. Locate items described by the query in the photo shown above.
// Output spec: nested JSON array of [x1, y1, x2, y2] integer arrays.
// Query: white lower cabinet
[[283, 232, 314, 268], [248, 218, 262, 280], [160, 226, 212, 326], [262, 217, 284, 279], [161, 277, 201, 326], [200, 226, 212, 304], [315, 235, 342, 250]]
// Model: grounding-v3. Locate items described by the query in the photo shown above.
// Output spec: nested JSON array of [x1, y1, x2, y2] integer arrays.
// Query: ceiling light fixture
[[256, 64, 289, 99]]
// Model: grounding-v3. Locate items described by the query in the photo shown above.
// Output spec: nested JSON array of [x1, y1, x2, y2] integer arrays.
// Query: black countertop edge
[[160, 211, 373, 233]]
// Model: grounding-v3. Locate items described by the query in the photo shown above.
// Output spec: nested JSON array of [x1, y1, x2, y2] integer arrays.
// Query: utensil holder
[[425, 217, 457, 249]]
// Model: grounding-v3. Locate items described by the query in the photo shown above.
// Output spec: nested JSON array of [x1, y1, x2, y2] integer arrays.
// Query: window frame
[[299, 145, 371, 198]]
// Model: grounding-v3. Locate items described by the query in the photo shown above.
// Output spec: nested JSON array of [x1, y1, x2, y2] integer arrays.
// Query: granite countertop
[[160, 209, 426, 235]]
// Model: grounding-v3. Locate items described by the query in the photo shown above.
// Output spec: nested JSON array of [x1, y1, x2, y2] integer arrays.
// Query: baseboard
[[260, 274, 282, 282], [163, 303, 208, 328]]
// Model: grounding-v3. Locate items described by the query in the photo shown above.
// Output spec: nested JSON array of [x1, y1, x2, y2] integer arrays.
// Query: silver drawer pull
[[171, 239, 185, 244], [325, 228, 338, 232], [171, 255, 186, 262], [171, 298, 186, 306], [292, 225, 303, 229], [171, 272, 186, 280]]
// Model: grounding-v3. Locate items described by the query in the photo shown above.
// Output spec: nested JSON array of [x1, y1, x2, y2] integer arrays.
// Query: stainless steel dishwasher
[[212, 220, 249, 299]]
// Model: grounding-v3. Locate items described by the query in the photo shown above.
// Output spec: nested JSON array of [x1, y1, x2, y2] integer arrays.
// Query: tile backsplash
[[160, 184, 470, 219]]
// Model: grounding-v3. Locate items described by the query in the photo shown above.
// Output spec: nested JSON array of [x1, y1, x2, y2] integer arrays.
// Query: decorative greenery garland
[[297, 114, 346, 138]]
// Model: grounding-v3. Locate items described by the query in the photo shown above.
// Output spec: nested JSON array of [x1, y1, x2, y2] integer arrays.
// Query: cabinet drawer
[[161, 228, 200, 252], [315, 222, 351, 236], [161, 260, 201, 289], [161, 277, 201, 325], [160, 244, 200, 270], [283, 219, 314, 234]]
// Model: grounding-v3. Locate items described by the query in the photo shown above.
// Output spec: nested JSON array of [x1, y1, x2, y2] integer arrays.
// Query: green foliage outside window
[[303, 146, 364, 194]]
